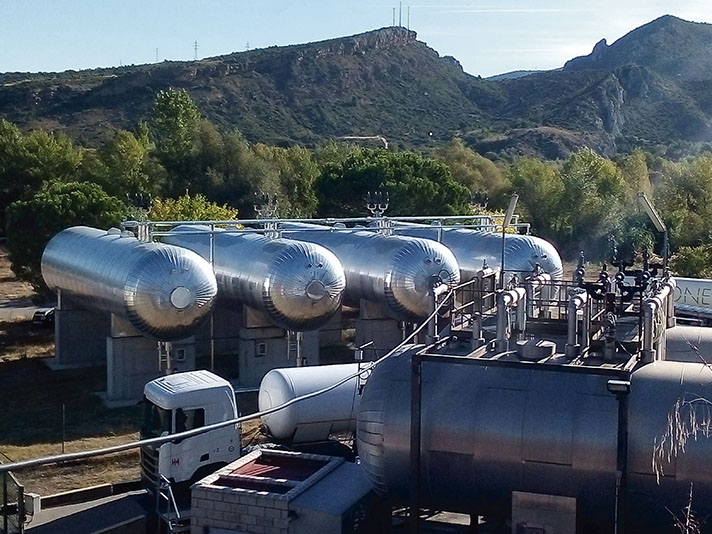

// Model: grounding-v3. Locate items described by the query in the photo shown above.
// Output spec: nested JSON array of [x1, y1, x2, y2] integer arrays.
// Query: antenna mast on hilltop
[[392, 7, 395, 26], [399, 1, 402, 26], [155, 48, 159, 63], [194, 40, 199, 61]]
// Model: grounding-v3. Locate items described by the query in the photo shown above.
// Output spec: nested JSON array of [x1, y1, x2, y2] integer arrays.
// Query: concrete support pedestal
[[106, 315, 195, 404], [197, 302, 323, 389], [355, 299, 404, 360], [49, 291, 110, 369]]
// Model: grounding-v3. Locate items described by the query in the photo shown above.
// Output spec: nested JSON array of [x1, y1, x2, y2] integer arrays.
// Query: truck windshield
[[141, 397, 172, 439]]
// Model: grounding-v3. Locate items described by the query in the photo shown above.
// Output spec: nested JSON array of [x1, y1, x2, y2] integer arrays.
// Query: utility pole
[[194, 40, 198, 61], [392, 7, 395, 26], [407, 6, 410, 30], [399, 1, 402, 26]]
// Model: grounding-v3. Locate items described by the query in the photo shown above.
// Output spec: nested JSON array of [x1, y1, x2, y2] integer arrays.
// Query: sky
[[1, 0, 711, 78]]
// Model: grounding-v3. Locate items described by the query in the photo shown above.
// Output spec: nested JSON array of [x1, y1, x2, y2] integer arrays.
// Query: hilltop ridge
[[2, 19, 712, 158]]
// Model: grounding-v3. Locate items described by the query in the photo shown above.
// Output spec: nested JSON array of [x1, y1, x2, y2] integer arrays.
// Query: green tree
[[150, 89, 201, 195], [316, 148, 471, 217], [0, 120, 84, 229], [506, 157, 564, 241], [5, 181, 124, 291], [558, 148, 627, 257], [434, 139, 508, 206], [149, 193, 238, 222], [670, 245, 712, 278], [91, 127, 165, 198], [655, 154, 712, 249]]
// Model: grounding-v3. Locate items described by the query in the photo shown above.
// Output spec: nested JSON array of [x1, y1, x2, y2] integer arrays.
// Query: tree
[[149, 193, 237, 222], [150, 89, 202, 195], [0, 120, 84, 230], [558, 148, 627, 257], [434, 138, 508, 207], [5, 181, 124, 291], [315, 148, 471, 217], [91, 127, 165, 198], [656, 154, 712, 249], [506, 157, 564, 241], [670, 245, 712, 278]]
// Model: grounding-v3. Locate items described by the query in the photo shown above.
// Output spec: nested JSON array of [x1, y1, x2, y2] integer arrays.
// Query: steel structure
[[42, 226, 217, 340], [277, 222, 460, 321], [163, 226, 346, 331]]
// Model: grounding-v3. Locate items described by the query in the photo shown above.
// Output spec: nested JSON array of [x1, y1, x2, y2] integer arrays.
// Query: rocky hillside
[[2, 17, 712, 158]]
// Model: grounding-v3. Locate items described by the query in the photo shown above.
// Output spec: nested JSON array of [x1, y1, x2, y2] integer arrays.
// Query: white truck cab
[[140, 370, 241, 489]]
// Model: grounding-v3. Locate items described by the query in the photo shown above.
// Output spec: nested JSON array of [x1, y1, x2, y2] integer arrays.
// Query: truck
[[139, 370, 241, 490]]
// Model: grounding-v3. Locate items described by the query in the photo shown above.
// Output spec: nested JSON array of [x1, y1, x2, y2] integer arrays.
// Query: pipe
[[495, 288, 526, 352], [525, 273, 551, 318], [565, 289, 588, 357], [664, 278, 676, 328], [471, 312, 484, 349], [642, 281, 674, 362]]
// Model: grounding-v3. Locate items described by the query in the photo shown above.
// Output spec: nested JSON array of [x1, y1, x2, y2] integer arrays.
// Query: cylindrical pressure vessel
[[393, 223, 563, 281], [279, 223, 460, 321], [259, 363, 361, 443], [356, 348, 712, 532], [163, 226, 346, 331], [41, 226, 217, 340]]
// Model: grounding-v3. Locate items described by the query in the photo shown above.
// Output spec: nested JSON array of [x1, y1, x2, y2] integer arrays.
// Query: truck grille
[[140, 445, 160, 489]]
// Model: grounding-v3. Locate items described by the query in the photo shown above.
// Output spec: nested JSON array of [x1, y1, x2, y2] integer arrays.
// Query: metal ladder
[[156, 475, 189, 533], [157, 342, 172, 373]]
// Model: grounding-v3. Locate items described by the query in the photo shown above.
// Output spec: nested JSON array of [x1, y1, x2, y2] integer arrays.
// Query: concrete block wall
[[191, 485, 290, 534]]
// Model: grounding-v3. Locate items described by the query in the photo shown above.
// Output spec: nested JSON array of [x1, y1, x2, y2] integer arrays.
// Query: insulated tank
[[279, 223, 460, 321], [356, 348, 712, 532], [258, 363, 360, 443], [393, 223, 563, 281], [163, 226, 346, 331], [42, 226, 217, 340]]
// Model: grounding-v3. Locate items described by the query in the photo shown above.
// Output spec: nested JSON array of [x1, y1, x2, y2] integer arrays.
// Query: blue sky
[[1, 0, 710, 77]]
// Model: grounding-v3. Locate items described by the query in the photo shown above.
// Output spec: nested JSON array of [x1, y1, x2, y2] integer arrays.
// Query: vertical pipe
[[296, 332, 303, 366], [209, 224, 215, 372], [3, 471, 7, 534], [409, 351, 422, 534], [614, 391, 630, 533], [62, 404, 66, 454]]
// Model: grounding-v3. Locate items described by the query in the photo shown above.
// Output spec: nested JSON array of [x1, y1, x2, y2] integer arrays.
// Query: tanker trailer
[[258, 363, 361, 443], [163, 226, 346, 331], [278, 222, 460, 322], [357, 347, 712, 532], [391, 222, 563, 282], [41, 226, 217, 340]]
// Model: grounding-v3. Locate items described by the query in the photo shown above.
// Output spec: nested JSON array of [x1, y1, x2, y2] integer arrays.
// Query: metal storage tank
[[42, 226, 217, 341], [163, 226, 346, 331], [356, 348, 712, 532], [393, 223, 563, 281], [279, 223, 460, 322], [259, 363, 361, 443]]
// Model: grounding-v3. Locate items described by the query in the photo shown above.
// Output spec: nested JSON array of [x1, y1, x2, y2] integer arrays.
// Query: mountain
[[564, 16, 712, 82], [2, 18, 712, 159], [486, 70, 546, 81]]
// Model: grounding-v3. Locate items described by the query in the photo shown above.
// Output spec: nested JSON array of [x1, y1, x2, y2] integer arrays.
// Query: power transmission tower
[[194, 40, 198, 60], [246, 41, 250, 51], [155, 48, 159, 62]]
